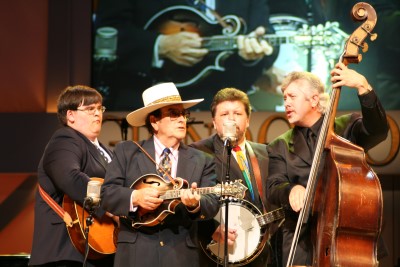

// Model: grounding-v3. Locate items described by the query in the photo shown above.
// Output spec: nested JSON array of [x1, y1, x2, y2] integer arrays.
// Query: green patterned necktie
[[233, 145, 254, 201]]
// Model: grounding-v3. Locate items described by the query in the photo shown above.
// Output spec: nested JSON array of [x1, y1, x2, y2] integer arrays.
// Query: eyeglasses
[[161, 109, 191, 120], [76, 106, 106, 115]]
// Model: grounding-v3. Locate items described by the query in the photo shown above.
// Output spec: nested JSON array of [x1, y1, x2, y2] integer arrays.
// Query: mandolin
[[145, 5, 342, 88], [127, 174, 247, 228]]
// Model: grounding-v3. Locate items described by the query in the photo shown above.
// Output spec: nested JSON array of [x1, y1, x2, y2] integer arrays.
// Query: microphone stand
[[83, 200, 99, 267], [223, 138, 232, 267]]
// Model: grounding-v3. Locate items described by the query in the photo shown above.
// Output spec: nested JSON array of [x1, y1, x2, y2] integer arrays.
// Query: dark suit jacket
[[101, 137, 219, 267], [94, 0, 277, 111], [191, 134, 280, 267], [29, 126, 113, 266]]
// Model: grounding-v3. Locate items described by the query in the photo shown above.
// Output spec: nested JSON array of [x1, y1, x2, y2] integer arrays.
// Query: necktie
[[97, 146, 110, 163], [307, 128, 317, 155], [158, 148, 171, 180], [232, 146, 255, 201]]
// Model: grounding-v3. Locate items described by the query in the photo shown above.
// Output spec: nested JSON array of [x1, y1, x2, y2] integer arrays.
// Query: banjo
[[201, 198, 285, 266]]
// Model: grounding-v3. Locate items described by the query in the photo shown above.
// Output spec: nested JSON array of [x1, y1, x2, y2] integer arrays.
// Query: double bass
[[287, 3, 383, 266]]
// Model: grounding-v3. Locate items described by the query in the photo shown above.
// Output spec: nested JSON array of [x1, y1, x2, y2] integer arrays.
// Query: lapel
[[136, 138, 158, 175], [73, 128, 108, 170], [176, 142, 196, 182]]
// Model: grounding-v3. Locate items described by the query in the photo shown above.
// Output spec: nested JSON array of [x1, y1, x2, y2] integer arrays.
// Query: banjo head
[[205, 198, 265, 265]]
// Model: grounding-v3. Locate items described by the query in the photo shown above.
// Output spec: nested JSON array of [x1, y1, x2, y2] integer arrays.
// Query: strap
[[38, 185, 73, 227], [132, 140, 176, 185], [246, 143, 267, 213], [193, 0, 231, 29]]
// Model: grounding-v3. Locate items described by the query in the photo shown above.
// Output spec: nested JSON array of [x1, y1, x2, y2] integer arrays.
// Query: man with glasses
[[101, 82, 220, 267], [30, 85, 114, 267]]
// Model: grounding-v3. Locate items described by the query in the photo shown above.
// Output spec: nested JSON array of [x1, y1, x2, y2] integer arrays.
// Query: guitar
[[63, 177, 117, 260], [145, 5, 341, 87], [201, 198, 285, 266], [128, 174, 247, 229]]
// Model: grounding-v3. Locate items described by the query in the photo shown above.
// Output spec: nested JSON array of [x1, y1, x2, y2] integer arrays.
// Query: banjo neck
[[256, 207, 285, 227]]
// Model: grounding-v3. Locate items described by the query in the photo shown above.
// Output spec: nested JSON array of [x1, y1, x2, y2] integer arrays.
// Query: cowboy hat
[[126, 82, 203, 126]]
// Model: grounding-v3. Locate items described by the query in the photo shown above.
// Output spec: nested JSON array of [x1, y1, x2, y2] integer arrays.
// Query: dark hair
[[144, 109, 162, 134], [57, 85, 103, 125], [210, 88, 251, 118]]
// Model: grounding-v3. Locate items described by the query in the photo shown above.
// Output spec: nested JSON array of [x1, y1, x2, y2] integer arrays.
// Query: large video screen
[[91, 0, 400, 112]]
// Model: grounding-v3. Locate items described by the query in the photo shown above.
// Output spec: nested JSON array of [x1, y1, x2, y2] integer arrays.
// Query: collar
[[153, 135, 179, 160]]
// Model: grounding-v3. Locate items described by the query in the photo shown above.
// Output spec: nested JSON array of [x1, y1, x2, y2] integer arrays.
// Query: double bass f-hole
[[286, 2, 380, 267]]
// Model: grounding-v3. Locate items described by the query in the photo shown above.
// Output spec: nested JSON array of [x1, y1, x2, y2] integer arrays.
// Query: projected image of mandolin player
[[29, 85, 115, 267], [266, 63, 389, 266], [190, 88, 284, 267], [93, 0, 277, 111], [100, 82, 220, 267]]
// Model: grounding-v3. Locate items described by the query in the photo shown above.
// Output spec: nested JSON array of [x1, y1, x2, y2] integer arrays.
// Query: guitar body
[[145, 5, 244, 87], [130, 174, 189, 228], [63, 178, 116, 259]]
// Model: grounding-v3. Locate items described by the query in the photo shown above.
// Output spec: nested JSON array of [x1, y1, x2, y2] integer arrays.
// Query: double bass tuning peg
[[370, 32, 378, 41]]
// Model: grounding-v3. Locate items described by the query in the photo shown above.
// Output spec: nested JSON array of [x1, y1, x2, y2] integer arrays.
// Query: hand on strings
[[237, 26, 273, 61], [212, 225, 238, 246], [331, 62, 372, 95], [181, 182, 201, 209], [132, 187, 163, 211], [289, 185, 306, 212], [158, 32, 208, 66]]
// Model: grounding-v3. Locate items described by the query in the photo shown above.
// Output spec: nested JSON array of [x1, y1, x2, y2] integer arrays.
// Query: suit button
[[160, 241, 164, 246]]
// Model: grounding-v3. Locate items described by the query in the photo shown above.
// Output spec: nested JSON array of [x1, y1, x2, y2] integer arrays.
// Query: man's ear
[[311, 94, 320, 108], [66, 110, 75, 124], [150, 115, 158, 131]]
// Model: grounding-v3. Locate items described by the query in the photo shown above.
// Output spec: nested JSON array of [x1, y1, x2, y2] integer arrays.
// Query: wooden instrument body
[[312, 134, 382, 266], [63, 177, 117, 259], [133, 175, 188, 228]]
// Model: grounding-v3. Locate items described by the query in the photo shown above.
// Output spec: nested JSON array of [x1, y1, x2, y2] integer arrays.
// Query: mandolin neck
[[202, 34, 296, 51], [159, 187, 214, 200]]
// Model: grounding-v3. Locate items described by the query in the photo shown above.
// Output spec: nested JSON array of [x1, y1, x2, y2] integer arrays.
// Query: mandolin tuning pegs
[[370, 33, 378, 41]]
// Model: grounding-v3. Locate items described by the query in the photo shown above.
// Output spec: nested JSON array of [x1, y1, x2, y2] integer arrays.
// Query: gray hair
[[281, 71, 330, 113]]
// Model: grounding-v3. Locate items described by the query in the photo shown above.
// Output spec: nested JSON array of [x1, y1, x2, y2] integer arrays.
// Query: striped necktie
[[97, 146, 110, 163], [233, 145, 255, 201], [158, 148, 171, 180]]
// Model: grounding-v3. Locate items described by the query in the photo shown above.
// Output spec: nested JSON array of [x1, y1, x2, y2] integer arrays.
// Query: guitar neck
[[202, 34, 295, 52], [160, 187, 215, 200]]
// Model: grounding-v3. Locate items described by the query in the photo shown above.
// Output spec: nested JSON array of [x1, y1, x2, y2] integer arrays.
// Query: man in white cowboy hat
[[101, 82, 220, 267]]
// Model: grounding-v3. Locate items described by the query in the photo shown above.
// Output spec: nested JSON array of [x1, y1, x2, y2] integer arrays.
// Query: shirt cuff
[[130, 190, 138, 212], [152, 35, 164, 68]]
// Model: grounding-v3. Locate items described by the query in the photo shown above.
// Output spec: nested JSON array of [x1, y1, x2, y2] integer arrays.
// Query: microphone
[[84, 180, 101, 209], [94, 27, 118, 62], [222, 121, 237, 146]]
